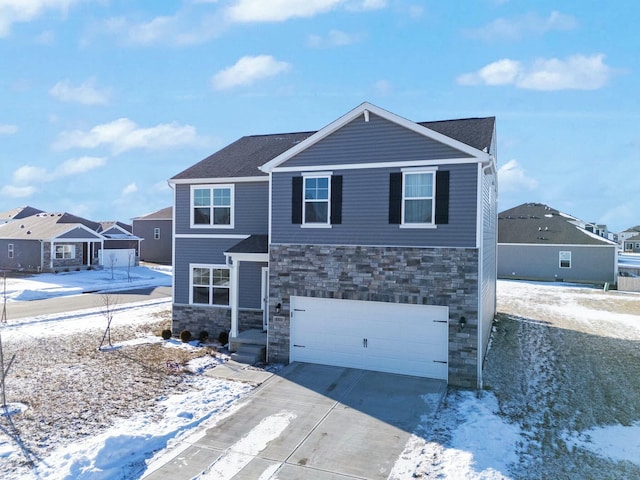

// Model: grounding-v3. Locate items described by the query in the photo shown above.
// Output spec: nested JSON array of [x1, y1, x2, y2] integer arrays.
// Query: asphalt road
[[3, 286, 172, 320]]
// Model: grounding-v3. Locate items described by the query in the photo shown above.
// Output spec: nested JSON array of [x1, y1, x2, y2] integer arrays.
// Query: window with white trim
[[154, 227, 160, 240], [191, 185, 234, 227], [191, 265, 230, 306], [8, 244, 14, 259], [303, 175, 330, 224], [55, 244, 75, 260], [559, 251, 571, 268], [402, 171, 435, 225]]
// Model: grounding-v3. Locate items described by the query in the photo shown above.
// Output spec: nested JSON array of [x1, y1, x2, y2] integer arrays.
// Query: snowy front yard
[[1, 270, 639, 479]]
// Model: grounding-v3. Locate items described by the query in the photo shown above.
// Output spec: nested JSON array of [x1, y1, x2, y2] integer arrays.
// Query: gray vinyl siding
[[174, 181, 268, 235], [239, 261, 267, 309], [498, 244, 617, 284], [480, 166, 497, 360], [134, 219, 172, 264], [281, 112, 473, 168], [0, 239, 41, 271], [271, 163, 478, 248], [58, 227, 102, 239]]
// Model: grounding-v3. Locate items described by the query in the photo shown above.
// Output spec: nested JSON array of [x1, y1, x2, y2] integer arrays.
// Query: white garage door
[[290, 296, 449, 381]]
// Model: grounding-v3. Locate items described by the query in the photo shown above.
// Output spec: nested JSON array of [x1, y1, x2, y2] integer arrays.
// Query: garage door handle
[[363, 338, 368, 348], [293, 344, 306, 348], [433, 320, 447, 323], [433, 360, 447, 364]]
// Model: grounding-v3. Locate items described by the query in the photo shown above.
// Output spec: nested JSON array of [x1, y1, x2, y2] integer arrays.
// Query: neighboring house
[[0, 206, 44, 224], [619, 225, 640, 249], [0, 211, 141, 272], [132, 206, 173, 264], [169, 102, 498, 389], [498, 203, 618, 284], [623, 234, 640, 253]]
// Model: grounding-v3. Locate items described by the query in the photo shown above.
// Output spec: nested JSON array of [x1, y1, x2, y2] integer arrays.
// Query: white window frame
[[189, 264, 231, 307], [559, 251, 571, 269], [8, 243, 14, 259], [55, 244, 75, 260], [154, 227, 160, 240], [401, 168, 436, 227], [302, 173, 331, 227], [190, 184, 235, 229]]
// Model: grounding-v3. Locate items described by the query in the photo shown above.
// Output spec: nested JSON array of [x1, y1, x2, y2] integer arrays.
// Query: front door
[[261, 267, 269, 330]]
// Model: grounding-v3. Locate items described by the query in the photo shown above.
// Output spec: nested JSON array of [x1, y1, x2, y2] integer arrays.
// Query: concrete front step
[[230, 344, 266, 365]]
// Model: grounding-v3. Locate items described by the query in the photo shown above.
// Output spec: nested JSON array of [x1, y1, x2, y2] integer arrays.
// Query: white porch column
[[49, 241, 54, 270], [229, 259, 240, 341]]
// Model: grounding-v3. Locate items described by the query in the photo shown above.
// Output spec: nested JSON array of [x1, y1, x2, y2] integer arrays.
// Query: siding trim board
[[171, 176, 268, 185], [271, 157, 482, 173]]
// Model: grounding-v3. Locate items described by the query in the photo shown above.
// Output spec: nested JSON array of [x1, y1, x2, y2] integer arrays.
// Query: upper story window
[[55, 244, 75, 260], [8, 243, 14, 259], [191, 265, 230, 306], [154, 227, 160, 240], [191, 185, 234, 228], [304, 176, 330, 225], [292, 174, 342, 227], [403, 171, 435, 225]]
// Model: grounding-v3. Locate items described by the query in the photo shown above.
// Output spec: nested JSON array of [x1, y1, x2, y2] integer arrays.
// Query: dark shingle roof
[[498, 203, 615, 246], [172, 132, 315, 180], [0, 206, 44, 222], [225, 234, 268, 254], [171, 115, 495, 181], [132, 206, 173, 221]]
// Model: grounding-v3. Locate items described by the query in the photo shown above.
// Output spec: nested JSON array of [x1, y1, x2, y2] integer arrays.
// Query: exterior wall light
[[275, 303, 281, 314], [459, 316, 466, 331]]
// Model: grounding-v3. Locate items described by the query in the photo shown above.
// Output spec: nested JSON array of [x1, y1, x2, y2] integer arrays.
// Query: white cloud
[[49, 78, 110, 105], [211, 55, 291, 90], [0, 0, 78, 37], [151, 180, 171, 193], [457, 54, 612, 91], [13, 165, 47, 184], [10, 157, 106, 192], [53, 118, 201, 153], [54, 156, 107, 176], [308, 29, 363, 48], [466, 11, 577, 41], [498, 159, 538, 192], [226, 0, 343, 22], [1, 184, 36, 198], [122, 183, 137, 195], [373, 79, 392, 96], [0, 123, 18, 134]]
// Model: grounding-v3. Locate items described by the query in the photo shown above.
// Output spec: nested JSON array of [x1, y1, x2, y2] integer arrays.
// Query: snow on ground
[[2, 272, 640, 479]]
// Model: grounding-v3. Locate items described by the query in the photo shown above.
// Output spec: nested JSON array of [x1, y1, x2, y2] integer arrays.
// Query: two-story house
[[169, 102, 497, 388]]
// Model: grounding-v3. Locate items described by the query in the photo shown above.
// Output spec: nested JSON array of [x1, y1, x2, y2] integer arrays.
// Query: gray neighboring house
[[498, 203, 618, 284], [623, 234, 640, 253], [132, 207, 173, 264], [169, 102, 498, 389]]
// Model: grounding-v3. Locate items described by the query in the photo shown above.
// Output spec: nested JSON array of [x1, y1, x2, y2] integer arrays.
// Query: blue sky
[[0, 0, 638, 232]]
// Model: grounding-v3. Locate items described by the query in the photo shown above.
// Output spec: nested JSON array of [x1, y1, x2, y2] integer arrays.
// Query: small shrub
[[179, 330, 192, 343], [63, 268, 69, 273], [218, 331, 229, 345], [87, 266, 93, 271], [161, 329, 172, 340], [75, 267, 81, 271], [198, 330, 209, 343]]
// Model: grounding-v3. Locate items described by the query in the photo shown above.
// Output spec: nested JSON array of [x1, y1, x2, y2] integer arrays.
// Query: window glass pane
[[305, 202, 328, 223], [305, 177, 329, 200], [194, 188, 211, 207], [213, 288, 229, 306], [405, 173, 433, 198], [213, 188, 231, 206], [405, 199, 433, 223], [212, 268, 230, 286], [213, 207, 231, 225], [193, 286, 210, 304], [193, 267, 210, 286], [194, 207, 211, 225]]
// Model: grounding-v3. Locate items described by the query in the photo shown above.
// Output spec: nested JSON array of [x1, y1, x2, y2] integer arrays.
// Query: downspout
[[476, 162, 484, 390]]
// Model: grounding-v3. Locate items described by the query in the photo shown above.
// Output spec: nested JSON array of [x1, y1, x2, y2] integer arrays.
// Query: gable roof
[[170, 102, 495, 182], [132, 206, 173, 221], [261, 102, 493, 172], [0, 206, 44, 223], [0, 212, 103, 241], [100, 221, 132, 234], [498, 203, 617, 246]]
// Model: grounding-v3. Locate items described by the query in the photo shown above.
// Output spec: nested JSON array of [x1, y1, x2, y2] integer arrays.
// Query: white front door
[[261, 267, 269, 330]]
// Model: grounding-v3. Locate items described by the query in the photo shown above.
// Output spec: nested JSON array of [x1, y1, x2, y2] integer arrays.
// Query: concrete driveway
[[144, 363, 446, 480]]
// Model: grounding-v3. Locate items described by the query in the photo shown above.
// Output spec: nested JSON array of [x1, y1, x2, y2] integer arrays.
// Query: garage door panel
[[290, 296, 449, 381]]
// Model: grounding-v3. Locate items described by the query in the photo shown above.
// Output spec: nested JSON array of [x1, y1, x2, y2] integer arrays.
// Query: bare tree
[[127, 250, 135, 283], [98, 292, 117, 350], [108, 252, 117, 280]]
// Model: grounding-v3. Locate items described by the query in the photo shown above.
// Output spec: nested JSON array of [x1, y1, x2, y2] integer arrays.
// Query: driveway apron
[[143, 363, 446, 480]]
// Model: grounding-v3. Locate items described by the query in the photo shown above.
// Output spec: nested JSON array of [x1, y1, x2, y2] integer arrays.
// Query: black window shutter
[[388, 172, 402, 224], [330, 175, 342, 225], [292, 176, 303, 224], [435, 170, 450, 225]]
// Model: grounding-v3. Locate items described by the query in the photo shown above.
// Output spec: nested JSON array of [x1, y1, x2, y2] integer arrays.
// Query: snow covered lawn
[[2, 270, 640, 479]]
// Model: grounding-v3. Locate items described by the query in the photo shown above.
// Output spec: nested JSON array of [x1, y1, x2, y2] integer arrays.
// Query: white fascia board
[[223, 252, 269, 263], [498, 242, 617, 248], [169, 176, 268, 185], [272, 157, 479, 173], [55, 224, 105, 240], [175, 233, 249, 240], [260, 101, 490, 173]]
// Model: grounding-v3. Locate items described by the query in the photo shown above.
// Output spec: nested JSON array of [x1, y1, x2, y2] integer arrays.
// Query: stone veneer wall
[[43, 242, 85, 272], [172, 305, 264, 340], [268, 244, 480, 388]]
